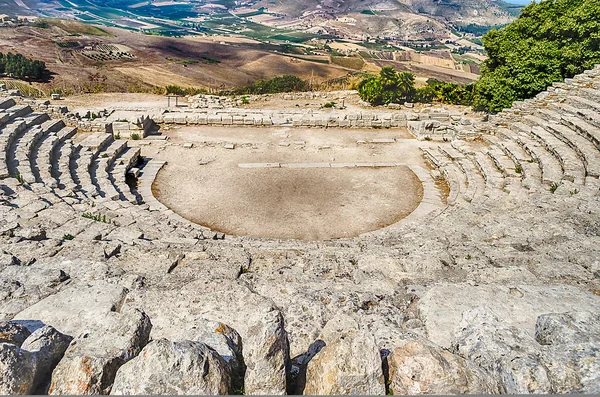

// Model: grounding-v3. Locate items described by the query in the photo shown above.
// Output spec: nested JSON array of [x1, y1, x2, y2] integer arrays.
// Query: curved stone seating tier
[[421, 147, 464, 205], [36, 134, 58, 187], [71, 133, 114, 198], [91, 140, 127, 200], [109, 147, 141, 203], [13, 119, 65, 184], [568, 96, 600, 113], [437, 145, 486, 204], [561, 115, 600, 150], [0, 105, 32, 128], [507, 123, 564, 186], [520, 117, 586, 184], [36, 126, 77, 189], [55, 140, 79, 195], [541, 120, 600, 179], [0, 120, 27, 179], [444, 141, 491, 203], [0, 97, 16, 110]]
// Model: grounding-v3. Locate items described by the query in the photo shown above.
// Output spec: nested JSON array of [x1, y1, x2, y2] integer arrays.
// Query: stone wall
[[112, 115, 154, 139], [154, 109, 409, 128]]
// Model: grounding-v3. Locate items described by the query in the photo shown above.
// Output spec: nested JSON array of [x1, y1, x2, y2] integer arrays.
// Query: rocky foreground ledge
[[1, 284, 599, 395]]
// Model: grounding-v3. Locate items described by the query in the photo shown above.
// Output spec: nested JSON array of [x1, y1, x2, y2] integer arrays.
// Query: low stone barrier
[[155, 110, 410, 128], [112, 115, 154, 139]]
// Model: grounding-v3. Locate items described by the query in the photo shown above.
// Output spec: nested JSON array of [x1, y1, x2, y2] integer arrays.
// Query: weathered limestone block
[[535, 311, 600, 393], [48, 309, 151, 395], [535, 311, 600, 346], [0, 321, 31, 346], [0, 343, 36, 394], [110, 339, 231, 395], [244, 307, 290, 395], [22, 326, 73, 393], [304, 317, 385, 395], [0, 250, 19, 269], [173, 114, 187, 124], [420, 284, 600, 348], [148, 317, 244, 389], [452, 307, 552, 394], [387, 334, 498, 395], [13, 281, 128, 337], [208, 114, 222, 124]]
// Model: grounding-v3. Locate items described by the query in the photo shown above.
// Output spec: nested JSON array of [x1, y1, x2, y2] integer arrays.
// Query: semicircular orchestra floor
[[150, 126, 440, 240]]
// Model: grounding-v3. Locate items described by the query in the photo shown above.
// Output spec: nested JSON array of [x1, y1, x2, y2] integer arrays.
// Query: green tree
[[473, 0, 600, 112], [357, 67, 417, 105], [0, 52, 48, 80]]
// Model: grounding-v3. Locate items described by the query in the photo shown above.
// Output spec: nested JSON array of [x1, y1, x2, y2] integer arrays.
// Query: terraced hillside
[[0, 66, 599, 394]]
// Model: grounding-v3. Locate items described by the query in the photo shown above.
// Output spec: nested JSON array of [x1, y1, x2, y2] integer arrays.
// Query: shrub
[[82, 212, 111, 223], [224, 75, 308, 95], [130, 133, 141, 140], [322, 101, 336, 108], [62, 233, 75, 240]]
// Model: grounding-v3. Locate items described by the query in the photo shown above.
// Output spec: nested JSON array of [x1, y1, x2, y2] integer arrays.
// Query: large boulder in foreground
[[149, 317, 244, 392], [535, 311, 600, 346], [0, 342, 36, 394], [110, 339, 231, 395], [244, 307, 290, 395], [12, 280, 128, 337], [419, 284, 600, 348], [535, 311, 600, 393], [48, 308, 151, 395], [453, 307, 552, 394], [0, 321, 31, 346], [386, 334, 498, 395], [0, 324, 72, 394], [303, 318, 385, 396], [22, 326, 73, 394]]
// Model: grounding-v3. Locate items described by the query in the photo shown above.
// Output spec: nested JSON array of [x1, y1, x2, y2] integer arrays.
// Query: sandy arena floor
[[148, 125, 429, 240]]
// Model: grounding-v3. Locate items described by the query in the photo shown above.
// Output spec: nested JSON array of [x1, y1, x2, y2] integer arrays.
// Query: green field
[[45, 0, 335, 42]]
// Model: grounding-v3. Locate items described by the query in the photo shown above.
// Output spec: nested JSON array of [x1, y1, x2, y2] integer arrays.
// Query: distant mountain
[[4, 0, 520, 28], [253, 0, 520, 26]]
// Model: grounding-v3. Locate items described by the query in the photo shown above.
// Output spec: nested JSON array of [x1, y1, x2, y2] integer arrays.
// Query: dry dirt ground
[[0, 20, 479, 95], [0, 23, 351, 93], [147, 125, 427, 240]]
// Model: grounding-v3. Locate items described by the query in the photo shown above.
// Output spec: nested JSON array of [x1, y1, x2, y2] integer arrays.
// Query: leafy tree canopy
[[473, 0, 600, 112], [0, 52, 48, 81]]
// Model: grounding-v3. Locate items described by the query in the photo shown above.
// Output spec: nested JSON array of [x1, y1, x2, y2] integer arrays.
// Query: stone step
[[561, 115, 600, 150], [109, 147, 141, 203], [523, 116, 586, 184], [473, 150, 506, 193], [550, 102, 600, 131], [6, 114, 52, 180], [0, 97, 16, 110], [55, 140, 80, 196], [439, 145, 485, 203], [18, 120, 66, 184], [543, 121, 600, 178], [91, 140, 128, 199], [508, 124, 563, 186], [568, 96, 600, 113], [0, 121, 27, 178], [0, 105, 32, 128]]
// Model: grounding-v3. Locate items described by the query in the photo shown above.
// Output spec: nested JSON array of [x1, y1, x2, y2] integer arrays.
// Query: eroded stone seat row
[[422, 64, 600, 204]]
